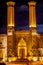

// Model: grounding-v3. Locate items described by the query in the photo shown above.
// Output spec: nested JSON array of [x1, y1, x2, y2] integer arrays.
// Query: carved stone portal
[[18, 38, 27, 59]]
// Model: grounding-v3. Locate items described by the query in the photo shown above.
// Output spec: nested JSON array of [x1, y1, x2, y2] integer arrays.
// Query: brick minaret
[[28, 2, 38, 56], [28, 1, 36, 27], [7, 1, 15, 58]]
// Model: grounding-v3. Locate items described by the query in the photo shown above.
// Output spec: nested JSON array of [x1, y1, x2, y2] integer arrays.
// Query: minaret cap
[[28, 1, 36, 6], [7, 1, 15, 6]]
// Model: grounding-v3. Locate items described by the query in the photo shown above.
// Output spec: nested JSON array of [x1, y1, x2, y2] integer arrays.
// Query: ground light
[[39, 57, 43, 61], [28, 56, 33, 61], [32, 57, 38, 61], [8, 57, 17, 62]]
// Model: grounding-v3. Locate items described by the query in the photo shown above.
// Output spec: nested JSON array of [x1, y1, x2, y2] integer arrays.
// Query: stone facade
[[0, 1, 43, 62]]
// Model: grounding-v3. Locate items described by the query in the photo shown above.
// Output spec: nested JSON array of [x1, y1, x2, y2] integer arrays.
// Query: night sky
[[0, 0, 43, 33]]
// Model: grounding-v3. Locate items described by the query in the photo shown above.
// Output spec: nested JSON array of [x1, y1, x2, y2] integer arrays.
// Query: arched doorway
[[18, 38, 27, 59]]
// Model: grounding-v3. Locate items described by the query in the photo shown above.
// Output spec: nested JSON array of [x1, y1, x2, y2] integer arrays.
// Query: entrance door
[[19, 48, 25, 59], [18, 38, 27, 59]]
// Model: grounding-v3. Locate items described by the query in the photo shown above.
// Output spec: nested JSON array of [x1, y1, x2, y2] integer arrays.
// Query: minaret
[[28, 2, 39, 56], [28, 1, 36, 28], [7, 1, 15, 59], [7, 1, 15, 26]]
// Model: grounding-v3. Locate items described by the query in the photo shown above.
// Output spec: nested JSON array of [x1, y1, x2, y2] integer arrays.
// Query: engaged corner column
[[28, 1, 36, 28]]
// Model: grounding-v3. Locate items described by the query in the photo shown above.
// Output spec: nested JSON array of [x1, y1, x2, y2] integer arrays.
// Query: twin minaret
[[28, 2, 36, 27], [7, 2, 15, 57], [7, 2, 15, 27], [7, 1, 36, 28]]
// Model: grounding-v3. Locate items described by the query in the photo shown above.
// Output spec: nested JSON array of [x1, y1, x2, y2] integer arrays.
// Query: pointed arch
[[18, 38, 27, 59]]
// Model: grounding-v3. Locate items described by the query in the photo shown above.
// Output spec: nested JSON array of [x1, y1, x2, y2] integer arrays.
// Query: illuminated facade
[[0, 1, 43, 62]]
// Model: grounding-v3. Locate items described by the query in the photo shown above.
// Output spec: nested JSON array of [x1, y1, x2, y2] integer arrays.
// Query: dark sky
[[0, 0, 43, 33]]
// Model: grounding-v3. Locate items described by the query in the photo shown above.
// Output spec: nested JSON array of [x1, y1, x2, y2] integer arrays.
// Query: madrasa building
[[0, 1, 43, 62]]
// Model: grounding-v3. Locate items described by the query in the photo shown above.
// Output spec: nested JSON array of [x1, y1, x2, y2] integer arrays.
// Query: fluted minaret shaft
[[28, 2, 36, 27], [7, 1, 15, 26]]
